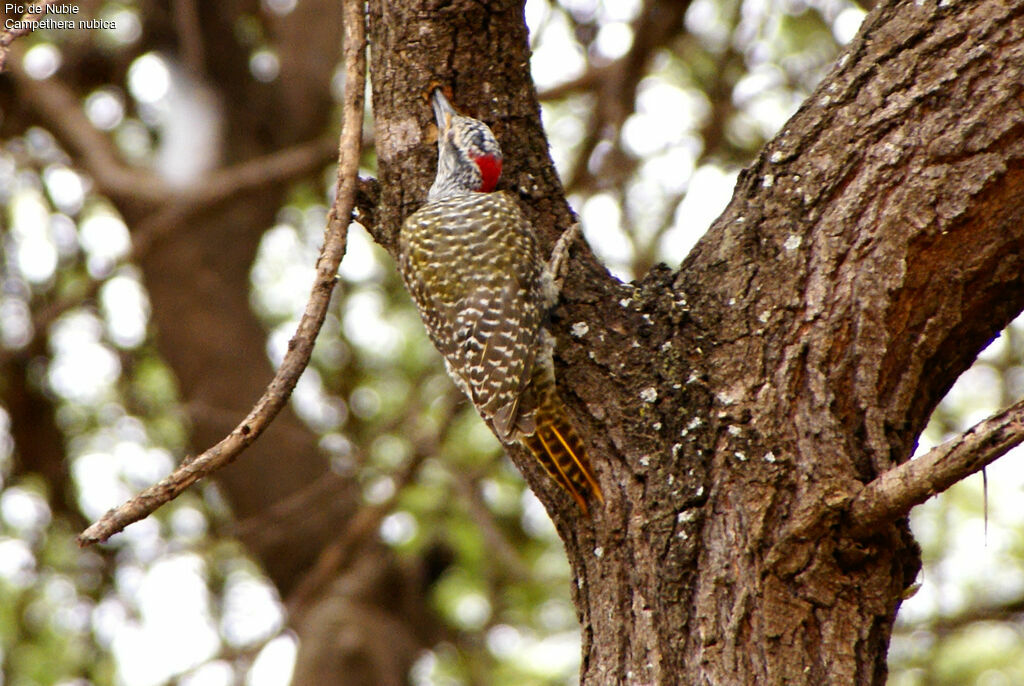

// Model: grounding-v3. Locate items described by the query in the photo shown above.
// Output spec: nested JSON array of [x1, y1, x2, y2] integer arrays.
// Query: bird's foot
[[543, 223, 582, 306]]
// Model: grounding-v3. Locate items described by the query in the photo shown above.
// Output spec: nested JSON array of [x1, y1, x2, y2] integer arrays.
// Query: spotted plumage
[[402, 193, 541, 438], [398, 89, 603, 512]]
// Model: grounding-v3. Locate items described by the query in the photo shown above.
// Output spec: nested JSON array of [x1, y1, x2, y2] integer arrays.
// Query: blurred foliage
[[890, 324, 1024, 686], [1, 0, 1023, 685]]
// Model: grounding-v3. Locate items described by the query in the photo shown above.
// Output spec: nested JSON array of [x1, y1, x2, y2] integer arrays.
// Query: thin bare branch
[[198, 136, 339, 206], [538, 64, 611, 102], [0, 1, 55, 72], [896, 594, 1024, 636], [77, 0, 368, 547], [848, 397, 1024, 537]]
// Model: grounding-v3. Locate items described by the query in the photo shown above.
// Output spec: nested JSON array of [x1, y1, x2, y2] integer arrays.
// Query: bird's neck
[[428, 178, 479, 202]]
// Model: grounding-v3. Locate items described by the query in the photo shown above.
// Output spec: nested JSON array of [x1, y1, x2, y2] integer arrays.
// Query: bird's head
[[428, 88, 503, 201]]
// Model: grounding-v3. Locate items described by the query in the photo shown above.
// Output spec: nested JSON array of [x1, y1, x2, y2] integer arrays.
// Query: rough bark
[[368, 0, 1024, 683]]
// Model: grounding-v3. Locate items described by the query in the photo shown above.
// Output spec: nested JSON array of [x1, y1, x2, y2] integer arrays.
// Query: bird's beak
[[432, 88, 456, 135]]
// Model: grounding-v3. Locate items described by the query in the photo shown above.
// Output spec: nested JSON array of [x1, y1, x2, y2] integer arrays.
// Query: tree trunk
[[367, 0, 1024, 682]]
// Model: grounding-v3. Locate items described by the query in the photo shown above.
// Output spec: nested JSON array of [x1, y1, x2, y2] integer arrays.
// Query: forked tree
[[8, 0, 1022, 682], [365, 0, 1024, 682]]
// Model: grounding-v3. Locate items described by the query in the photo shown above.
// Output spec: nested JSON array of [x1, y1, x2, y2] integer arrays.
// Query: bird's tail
[[520, 376, 603, 513]]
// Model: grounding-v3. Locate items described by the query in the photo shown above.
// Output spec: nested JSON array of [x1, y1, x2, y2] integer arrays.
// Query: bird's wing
[[453, 280, 541, 440]]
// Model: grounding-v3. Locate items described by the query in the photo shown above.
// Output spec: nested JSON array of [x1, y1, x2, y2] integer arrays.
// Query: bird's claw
[[548, 223, 581, 287], [541, 224, 582, 308]]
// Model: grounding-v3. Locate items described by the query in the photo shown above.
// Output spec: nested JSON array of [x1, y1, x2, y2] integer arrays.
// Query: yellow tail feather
[[521, 401, 603, 513], [549, 423, 603, 502]]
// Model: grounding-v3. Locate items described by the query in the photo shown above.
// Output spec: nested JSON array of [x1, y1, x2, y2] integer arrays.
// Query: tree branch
[[848, 397, 1024, 537], [0, 1, 55, 72], [77, 0, 367, 547], [896, 594, 1024, 636], [197, 136, 338, 204]]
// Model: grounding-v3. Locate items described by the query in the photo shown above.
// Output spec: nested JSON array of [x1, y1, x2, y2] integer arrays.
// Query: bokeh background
[[1, 0, 1022, 684]]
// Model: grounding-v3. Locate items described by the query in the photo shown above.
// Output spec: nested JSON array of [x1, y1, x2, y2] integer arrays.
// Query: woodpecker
[[398, 88, 603, 512]]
